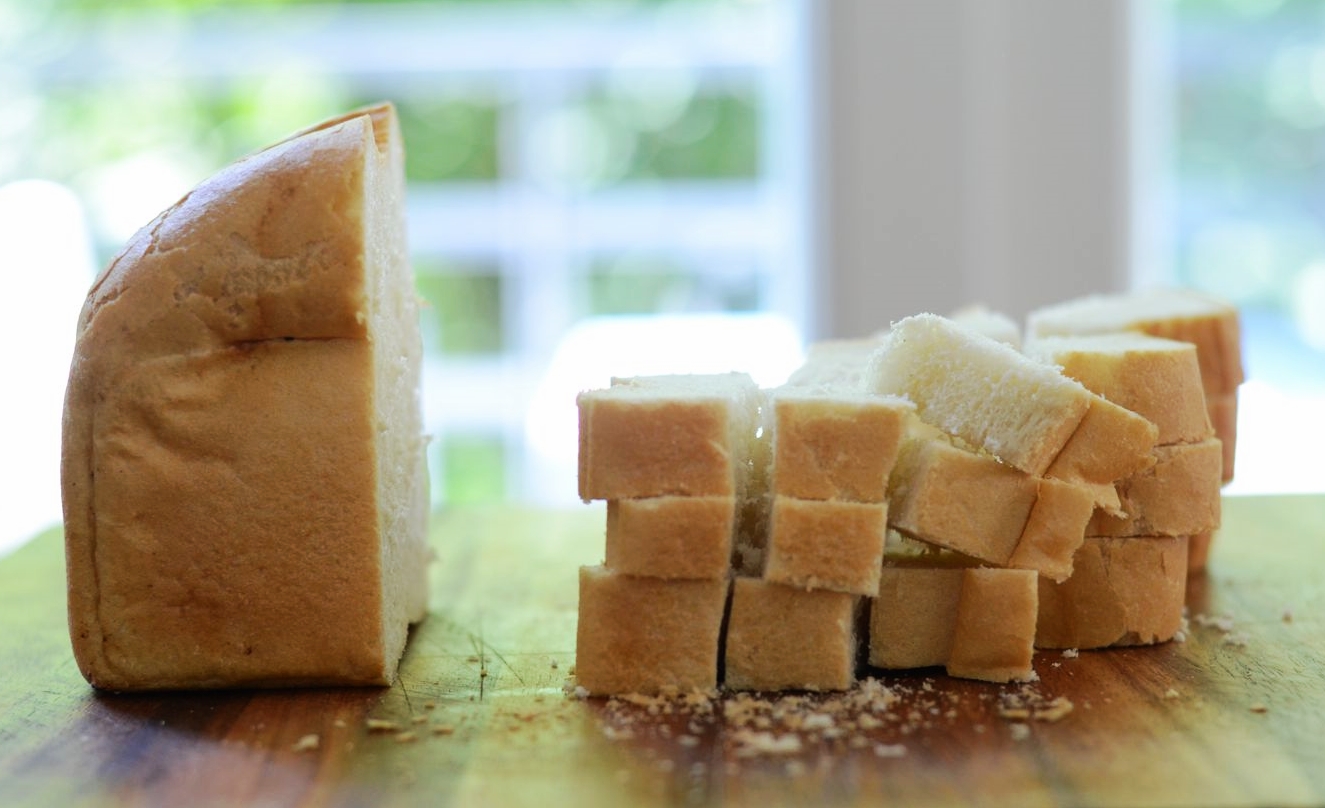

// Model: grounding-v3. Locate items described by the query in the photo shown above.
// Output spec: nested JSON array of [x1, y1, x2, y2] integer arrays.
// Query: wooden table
[[1, 495, 1323, 807]]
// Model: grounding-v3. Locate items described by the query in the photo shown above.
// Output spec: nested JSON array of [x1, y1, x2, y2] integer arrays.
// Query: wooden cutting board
[[1, 495, 1323, 807]]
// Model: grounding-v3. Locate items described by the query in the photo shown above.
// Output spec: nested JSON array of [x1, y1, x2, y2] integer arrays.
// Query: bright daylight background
[[1, 0, 1323, 556]]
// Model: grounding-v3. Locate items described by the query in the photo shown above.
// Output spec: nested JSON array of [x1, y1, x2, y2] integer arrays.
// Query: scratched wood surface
[[0, 495, 1323, 807]]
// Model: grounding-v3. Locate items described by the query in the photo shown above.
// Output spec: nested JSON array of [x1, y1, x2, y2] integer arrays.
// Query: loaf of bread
[[62, 104, 429, 690]]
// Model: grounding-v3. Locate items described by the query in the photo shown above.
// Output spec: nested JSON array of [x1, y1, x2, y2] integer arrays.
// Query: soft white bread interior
[[868, 313, 1093, 476], [62, 104, 429, 690]]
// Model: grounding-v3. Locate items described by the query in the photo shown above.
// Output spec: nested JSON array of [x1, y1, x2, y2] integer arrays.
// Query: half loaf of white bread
[[62, 104, 430, 690]]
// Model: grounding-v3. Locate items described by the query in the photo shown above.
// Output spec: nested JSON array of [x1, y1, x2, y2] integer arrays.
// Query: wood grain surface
[[1, 495, 1323, 807]]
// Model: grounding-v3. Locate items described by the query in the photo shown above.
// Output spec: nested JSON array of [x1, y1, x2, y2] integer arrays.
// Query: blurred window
[[0, 0, 810, 531], [1170, 0, 1325, 493]]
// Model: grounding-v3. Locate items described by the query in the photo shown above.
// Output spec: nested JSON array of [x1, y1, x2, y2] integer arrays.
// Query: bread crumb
[[1224, 632, 1250, 647], [874, 743, 907, 758], [678, 735, 700, 748], [291, 734, 319, 753], [1164, 688, 1181, 699], [551, 658, 560, 669], [1193, 613, 1235, 633], [732, 730, 802, 757], [411, 715, 428, 725], [366, 719, 400, 733], [1250, 703, 1269, 714], [394, 731, 417, 744], [1061, 648, 1079, 659], [571, 686, 590, 700], [1282, 608, 1294, 623], [432, 724, 456, 736], [424, 701, 437, 710], [1009, 723, 1031, 741], [603, 725, 635, 741], [1034, 697, 1074, 723]]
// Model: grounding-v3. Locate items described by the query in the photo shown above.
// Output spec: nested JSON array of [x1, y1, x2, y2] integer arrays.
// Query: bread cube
[[869, 566, 965, 670], [1042, 394, 1157, 501], [768, 389, 911, 502], [1036, 535, 1188, 649], [869, 313, 1092, 476], [887, 428, 1038, 565], [1087, 438, 1223, 537], [604, 496, 733, 580], [725, 577, 860, 692], [577, 373, 759, 500], [1008, 478, 1097, 583], [1207, 391, 1238, 484], [949, 304, 1021, 348], [1188, 531, 1213, 575], [574, 566, 728, 696], [1026, 332, 1212, 445], [1026, 287, 1244, 398], [947, 568, 1039, 683], [870, 562, 1038, 684], [763, 497, 887, 596], [785, 338, 883, 389]]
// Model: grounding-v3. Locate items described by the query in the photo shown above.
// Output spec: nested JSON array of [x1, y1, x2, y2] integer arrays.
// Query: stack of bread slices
[[574, 288, 1242, 696]]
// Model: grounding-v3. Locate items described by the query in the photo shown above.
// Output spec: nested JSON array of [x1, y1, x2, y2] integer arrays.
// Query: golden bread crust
[[63, 105, 425, 690]]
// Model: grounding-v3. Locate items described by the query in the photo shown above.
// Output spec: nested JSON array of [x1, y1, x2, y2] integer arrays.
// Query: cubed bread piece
[[949, 304, 1021, 348], [1041, 394, 1157, 505], [1026, 287, 1243, 398], [62, 104, 429, 690], [1036, 535, 1188, 649], [768, 388, 912, 502], [785, 338, 882, 389], [887, 426, 1038, 566], [1087, 438, 1223, 537], [1207, 391, 1238, 484], [868, 313, 1094, 476], [947, 568, 1039, 683], [1025, 332, 1212, 445], [575, 566, 728, 696], [725, 577, 860, 692], [577, 372, 759, 501], [1188, 531, 1214, 575], [869, 566, 966, 670], [1008, 478, 1097, 584], [605, 496, 733, 580], [764, 497, 887, 596]]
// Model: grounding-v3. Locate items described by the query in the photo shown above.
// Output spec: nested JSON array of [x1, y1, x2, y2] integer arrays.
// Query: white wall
[[811, 0, 1135, 339]]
